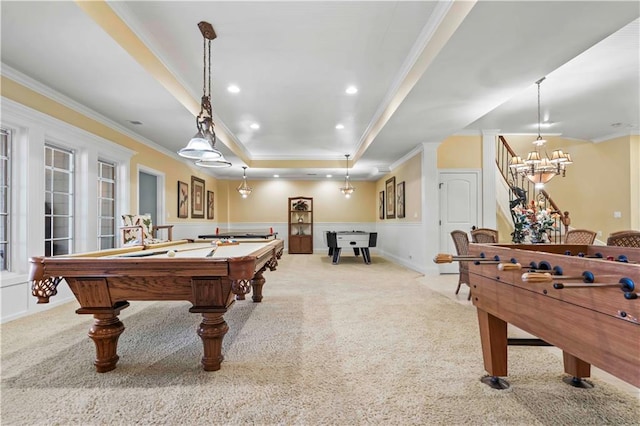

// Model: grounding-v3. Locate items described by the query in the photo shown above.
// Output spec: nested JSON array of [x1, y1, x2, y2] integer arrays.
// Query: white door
[[439, 171, 480, 273]]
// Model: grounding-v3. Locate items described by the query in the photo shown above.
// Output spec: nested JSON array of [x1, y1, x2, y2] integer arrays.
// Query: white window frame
[[0, 98, 134, 285], [98, 159, 117, 250], [0, 129, 10, 271]]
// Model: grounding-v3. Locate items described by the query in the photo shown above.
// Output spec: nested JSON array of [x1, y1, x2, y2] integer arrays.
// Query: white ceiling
[[1, 1, 638, 181]]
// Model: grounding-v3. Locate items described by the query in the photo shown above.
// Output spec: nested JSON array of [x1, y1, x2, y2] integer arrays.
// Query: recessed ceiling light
[[326, 174, 332, 178], [250, 123, 260, 130], [273, 174, 279, 178], [227, 85, 240, 93], [128, 120, 143, 125], [335, 124, 344, 130], [345, 86, 358, 95]]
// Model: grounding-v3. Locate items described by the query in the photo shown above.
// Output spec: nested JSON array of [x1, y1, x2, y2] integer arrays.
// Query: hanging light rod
[[178, 21, 230, 168], [339, 154, 355, 198]]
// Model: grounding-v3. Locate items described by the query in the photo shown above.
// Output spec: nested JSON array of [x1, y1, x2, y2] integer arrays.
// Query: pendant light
[[237, 166, 252, 198], [178, 21, 230, 168], [339, 154, 355, 198]]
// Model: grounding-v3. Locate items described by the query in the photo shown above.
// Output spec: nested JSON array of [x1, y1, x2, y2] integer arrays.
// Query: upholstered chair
[[121, 214, 173, 246]]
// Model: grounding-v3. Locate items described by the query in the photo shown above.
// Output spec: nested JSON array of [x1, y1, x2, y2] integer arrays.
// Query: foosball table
[[435, 243, 639, 389]]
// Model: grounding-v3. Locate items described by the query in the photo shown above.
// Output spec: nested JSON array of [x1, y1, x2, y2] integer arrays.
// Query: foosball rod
[[500, 263, 563, 274], [433, 253, 494, 264], [521, 271, 618, 284], [552, 277, 635, 291]]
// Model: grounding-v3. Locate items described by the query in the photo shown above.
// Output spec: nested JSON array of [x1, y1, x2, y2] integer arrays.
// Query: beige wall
[[437, 135, 482, 168], [376, 152, 422, 222], [220, 179, 377, 224]]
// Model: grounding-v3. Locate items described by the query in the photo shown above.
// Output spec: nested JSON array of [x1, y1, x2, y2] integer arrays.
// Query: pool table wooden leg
[[88, 313, 125, 373], [197, 313, 229, 371], [251, 269, 266, 303]]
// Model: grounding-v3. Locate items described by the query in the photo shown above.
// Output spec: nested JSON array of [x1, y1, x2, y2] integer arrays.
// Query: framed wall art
[[191, 176, 205, 219], [397, 181, 405, 218], [385, 176, 396, 219], [177, 181, 188, 218], [207, 190, 215, 220], [379, 191, 385, 220]]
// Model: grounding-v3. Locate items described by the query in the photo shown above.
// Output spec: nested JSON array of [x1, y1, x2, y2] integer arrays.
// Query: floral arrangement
[[511, 200, 558, 243]]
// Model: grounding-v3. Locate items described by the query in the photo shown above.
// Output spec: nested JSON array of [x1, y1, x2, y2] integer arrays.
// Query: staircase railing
[[496, 136, 567, 243]]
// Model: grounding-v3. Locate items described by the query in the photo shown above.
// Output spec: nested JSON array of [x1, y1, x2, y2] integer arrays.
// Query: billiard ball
[[167, 250, 176, 257]]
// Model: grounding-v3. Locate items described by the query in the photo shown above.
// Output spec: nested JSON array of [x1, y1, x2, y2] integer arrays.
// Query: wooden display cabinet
[[288, 196, 313, 254]]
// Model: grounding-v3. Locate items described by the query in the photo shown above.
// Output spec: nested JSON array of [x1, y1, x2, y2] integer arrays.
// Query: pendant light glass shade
[[339, 154, 355, 198], [237, 166, 252, 198], [196, 150, 232, 168]]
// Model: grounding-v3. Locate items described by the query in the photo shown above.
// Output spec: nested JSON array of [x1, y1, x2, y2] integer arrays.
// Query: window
[[44, 145, 74, 256], [0, 129, 9, 270], [98, 160, 116, 249]]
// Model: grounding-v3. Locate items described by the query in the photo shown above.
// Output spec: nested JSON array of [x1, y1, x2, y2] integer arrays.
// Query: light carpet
[[1, 254, 638, 425]]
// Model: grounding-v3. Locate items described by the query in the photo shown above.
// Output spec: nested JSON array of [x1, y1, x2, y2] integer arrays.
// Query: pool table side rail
[[29, 239, 284, 304]]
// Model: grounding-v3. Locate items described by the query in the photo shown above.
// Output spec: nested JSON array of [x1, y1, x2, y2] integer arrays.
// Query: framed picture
[[207, 190, 215, 220], [191, 176, 205, 219], [177, 181, 188, 218], [379, 191, 385, 220], [397, 181, 405, 218], [385, 176, 396, 219]]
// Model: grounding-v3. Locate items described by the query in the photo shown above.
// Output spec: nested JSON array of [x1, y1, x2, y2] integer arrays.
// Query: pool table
[[29, 239, 284, 373]]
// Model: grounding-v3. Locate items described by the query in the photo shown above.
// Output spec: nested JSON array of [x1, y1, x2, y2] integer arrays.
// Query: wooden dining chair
[[564, 229, 597, 245], [451, 230, 472, 300], [471, 228, 498, 244], [606, 230, 640, 247]]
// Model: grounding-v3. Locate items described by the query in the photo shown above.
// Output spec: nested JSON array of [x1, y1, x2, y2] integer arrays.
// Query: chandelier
[[237, 166, 252, 198], [339, 154, 355, 198], [178, 22, 231, 168], [509, 77, 572, 189]]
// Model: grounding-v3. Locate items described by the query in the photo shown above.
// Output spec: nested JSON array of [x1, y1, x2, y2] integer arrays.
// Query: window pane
[[100, 218, 114, 234], [0, 187, 6, 214], [0, 216, 6, 241], [100, 236, 114, 250], [101, 163, 114, 180], [45, 241, 52, 257], [0, 216, 6, 240], [53, 170, 70, 192], [0, 243, 6, 271], [100, 181, 114, 198], [100, 199, 114, 216], [45, 148, 52, 167], [52, 239, 69, 256], [45, 215, 52, 239], [52, 193, 70, 215], [52, 217, 70, 238], [53, 150, 70, 169], [45, 169, 52, 191]]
